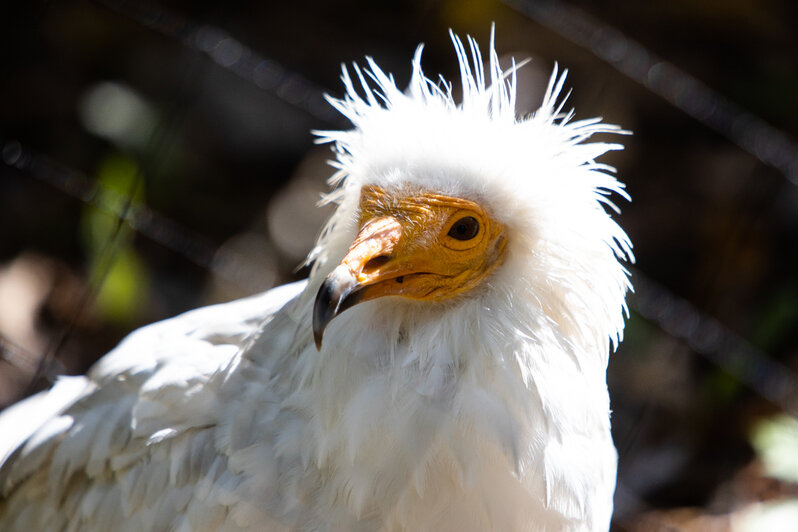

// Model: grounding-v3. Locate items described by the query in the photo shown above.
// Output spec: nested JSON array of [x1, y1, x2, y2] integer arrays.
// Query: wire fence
[[1, 139, 266, 292], [503, 0, 798, 186], [1, 0, 796, 528], [97, 0, 340, 125]]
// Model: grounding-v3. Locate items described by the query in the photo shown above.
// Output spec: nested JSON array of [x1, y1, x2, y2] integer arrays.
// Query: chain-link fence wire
[[503, 0, 798, 186], [1, 0, 796, 529], [97, 0, 341, 125]]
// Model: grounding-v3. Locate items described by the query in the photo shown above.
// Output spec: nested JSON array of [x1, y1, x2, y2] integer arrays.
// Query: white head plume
[[310, 29, 633, 364]]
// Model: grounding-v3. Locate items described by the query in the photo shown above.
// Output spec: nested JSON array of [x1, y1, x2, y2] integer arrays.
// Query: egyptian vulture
[[0, 31, 632, 531]]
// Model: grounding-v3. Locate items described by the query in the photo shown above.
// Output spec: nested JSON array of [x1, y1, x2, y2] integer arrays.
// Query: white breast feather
[[0, 30, 631, 532]]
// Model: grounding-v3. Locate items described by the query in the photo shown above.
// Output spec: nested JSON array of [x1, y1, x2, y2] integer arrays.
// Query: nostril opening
[[363, 255, 390, 272]]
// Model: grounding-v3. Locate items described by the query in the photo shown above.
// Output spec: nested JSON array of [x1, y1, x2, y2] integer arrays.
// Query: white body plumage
[[0, 31, 632, 531]]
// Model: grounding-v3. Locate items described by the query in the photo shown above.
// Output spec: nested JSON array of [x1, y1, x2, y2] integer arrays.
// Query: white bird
[[0, 31, 632, 531]]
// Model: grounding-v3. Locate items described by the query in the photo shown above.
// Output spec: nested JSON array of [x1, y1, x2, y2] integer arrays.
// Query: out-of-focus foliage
[[752, 415, 798, 484], [80, 154, 150, 323]]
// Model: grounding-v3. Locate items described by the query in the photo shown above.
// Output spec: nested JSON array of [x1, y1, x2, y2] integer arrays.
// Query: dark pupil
[[448, 216, 479, 241]]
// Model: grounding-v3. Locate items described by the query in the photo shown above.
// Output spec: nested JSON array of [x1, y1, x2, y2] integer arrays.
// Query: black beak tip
[[312, 275, 365, 351], [313, 330, 323, 351], [313, 280, 335, 351]]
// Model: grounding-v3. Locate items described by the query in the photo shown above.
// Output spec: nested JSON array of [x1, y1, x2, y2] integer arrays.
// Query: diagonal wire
[[0, 139, 268, 296], [503, 0, 798, 185], [94, 0, 342, 125], [0, 334, 46, 373], [630, 267, 798, 415]]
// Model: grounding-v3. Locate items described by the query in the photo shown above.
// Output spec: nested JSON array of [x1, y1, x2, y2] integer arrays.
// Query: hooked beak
[[312, 216, 403, 350], [312, 266, 364, 350]]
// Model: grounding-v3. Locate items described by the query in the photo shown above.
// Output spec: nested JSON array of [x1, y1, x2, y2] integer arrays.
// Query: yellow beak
[[313, 215, 405, 349]]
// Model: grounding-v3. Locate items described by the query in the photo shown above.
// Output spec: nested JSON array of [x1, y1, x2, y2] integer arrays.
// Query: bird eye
[[447, 216, 480, 241]]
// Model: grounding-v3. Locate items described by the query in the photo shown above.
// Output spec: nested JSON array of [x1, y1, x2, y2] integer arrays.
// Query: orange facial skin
[[313, 185, 508, 349]]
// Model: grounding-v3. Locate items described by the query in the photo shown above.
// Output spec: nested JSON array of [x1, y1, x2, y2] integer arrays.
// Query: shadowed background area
[[1, 0, 798, 530]]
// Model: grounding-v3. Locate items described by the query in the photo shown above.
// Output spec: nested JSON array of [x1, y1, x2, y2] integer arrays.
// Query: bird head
[[313, 184, 508, 348], [310, 30, 633, 359]]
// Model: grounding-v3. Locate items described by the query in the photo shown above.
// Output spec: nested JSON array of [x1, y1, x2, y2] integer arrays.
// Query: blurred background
[[1, 0, 797, 530]]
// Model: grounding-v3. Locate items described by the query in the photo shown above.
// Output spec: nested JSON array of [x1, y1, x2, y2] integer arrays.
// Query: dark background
[[2, 1, 798, 530]]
